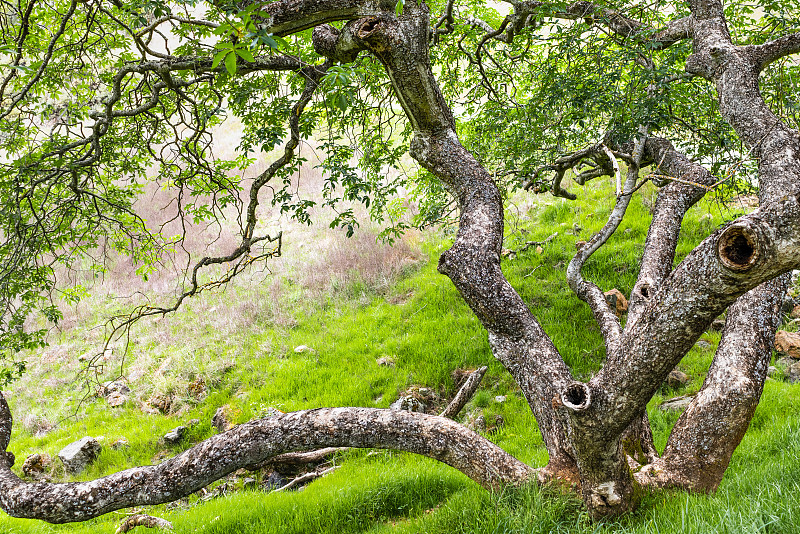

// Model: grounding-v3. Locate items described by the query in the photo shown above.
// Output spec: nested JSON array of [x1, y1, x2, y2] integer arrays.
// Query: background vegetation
[[2, 153, 798, 533]]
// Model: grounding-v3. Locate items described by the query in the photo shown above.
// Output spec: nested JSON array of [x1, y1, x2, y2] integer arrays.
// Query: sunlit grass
[[3, 178, 795, 534]]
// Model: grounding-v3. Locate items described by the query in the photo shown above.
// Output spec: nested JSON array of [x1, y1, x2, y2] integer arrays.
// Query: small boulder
[[188, 377, 207, 399], [264, 471, 285, 490], [58, 437, 101, 474], [107, 391, 129, 408], [791, 305, 800, 319], [786, 361, 800, 383], [163, 426, 187, 445], [390, 395, 427, 413], [97, 380, 130, 398], [604, 289, 628, 315], [659, 395, 694, 412], [376, 356, 395, 367], [294, 345, 313, 354], [487, 414, 505, 433], [110, 438, 130, 450], [695, 340, 712, 350], [465, 412, 486, 432], [767, 366, 778, 378], [212, 405, 239, 432], [777, 357, 800, 383], [665, 369, 690, 389], [494, 395, 507, 403], [775, 330, 800, 358], [708, 316, 726, 331], [147, 393, 172, 414], [782, 296, 797, 316], [22, 453, 51, 479]]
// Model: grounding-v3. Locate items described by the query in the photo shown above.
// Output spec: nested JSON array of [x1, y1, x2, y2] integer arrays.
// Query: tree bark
[[0, 393, 533, 523], [347, 0, 581, 482]]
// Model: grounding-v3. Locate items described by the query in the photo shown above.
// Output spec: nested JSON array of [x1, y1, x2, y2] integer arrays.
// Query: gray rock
[[376, 357, 395, 367], [466, 413, 486, 432], [163, 426, 187, 445], [110, 438, 130, 450], [58, 437, 101, 474], [659, 395, 695, 411], [767, 366, 778, 378], [665, 369, 690, 389], [782, 296, 796, 315], [107, 391, 129, 407], [779, 358, 800, 383], [494, 395, 507, 403], [490, 414, 505, 431], [22, 453, 51, 479], [100, 381, 130, 396], [389, 395, 427, 413], [264, 471, 285, 490], [212, 407, 232, 432], [695, 340, 712, 349], [243, 477, 257, 490]]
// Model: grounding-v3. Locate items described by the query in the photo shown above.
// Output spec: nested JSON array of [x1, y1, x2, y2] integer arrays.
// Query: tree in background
[[0, 0, 799, 520]]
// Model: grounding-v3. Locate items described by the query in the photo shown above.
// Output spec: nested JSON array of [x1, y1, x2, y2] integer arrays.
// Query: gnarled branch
[[0, 395, 533, 523]]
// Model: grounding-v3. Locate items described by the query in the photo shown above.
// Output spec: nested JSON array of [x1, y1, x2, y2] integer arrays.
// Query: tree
[[0, 0, 799, 521]]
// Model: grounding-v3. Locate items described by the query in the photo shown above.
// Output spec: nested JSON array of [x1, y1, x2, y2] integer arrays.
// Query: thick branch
[[565, 2, 693, 50], [248, 0, 390, 36], [637, 275, 787, 491], [627, 137, 716, 325], [354, 1, 578, 477], [566, 135, 647, 353], [749, 32, 800, 70], [0, 398, 533, 523], [439, 366, 487, 419], [595, 193, 800, 437]]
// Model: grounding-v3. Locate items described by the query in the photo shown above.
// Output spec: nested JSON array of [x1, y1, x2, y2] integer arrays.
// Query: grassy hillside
[[3, 178, 800, 534]]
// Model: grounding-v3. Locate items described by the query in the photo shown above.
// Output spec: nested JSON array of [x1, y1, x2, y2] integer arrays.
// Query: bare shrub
[[20, 413, 56, 437], [303, 229, 424, 298]]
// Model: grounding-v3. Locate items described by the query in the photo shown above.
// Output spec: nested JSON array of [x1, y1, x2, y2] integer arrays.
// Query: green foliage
[[1, 0, 796, 380]]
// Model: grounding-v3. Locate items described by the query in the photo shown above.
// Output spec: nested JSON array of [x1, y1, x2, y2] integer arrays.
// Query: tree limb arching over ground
[[0, 0, 799, 522]]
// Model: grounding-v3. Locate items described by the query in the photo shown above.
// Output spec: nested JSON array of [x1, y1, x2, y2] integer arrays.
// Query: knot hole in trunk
[[562, 383, 591, 412], [718, 225, 759, 272]]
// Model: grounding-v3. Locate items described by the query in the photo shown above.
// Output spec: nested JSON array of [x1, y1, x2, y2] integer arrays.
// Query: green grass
[[2, 180, 795, 534]]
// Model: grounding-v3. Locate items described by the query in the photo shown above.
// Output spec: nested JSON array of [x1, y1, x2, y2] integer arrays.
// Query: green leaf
[[224, 51, 237, 75], [395, 0, 404, 16], [263, 34, 279, 49], [335, 93, 348, 111], [212, 50, 227, 69], [235, 47, 254, 62]]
